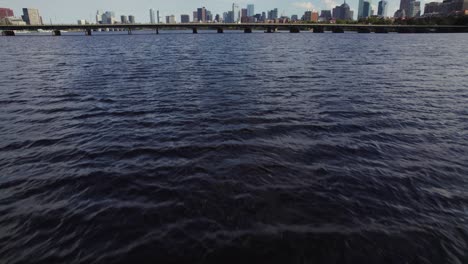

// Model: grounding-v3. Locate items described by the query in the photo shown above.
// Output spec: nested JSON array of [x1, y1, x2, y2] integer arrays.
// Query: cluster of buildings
[[0, 8, 42, 25], [424, 0, 468, 16], [93, 11, 136, 25], [144, 1, 401, 24], [1, 1, 467, 27]]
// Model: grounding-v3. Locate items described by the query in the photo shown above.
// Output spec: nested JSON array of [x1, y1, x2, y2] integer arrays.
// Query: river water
[[1, 31, 467, 263]]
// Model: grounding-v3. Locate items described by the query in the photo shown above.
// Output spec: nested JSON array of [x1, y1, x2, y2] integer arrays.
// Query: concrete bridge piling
[[332, 27, 345, 33], [1, 30, 15, 36], [313, 27, 325, 33], [290, 27, 300, 33]]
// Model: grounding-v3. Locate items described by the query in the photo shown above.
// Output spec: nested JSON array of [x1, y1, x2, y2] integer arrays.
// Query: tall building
[[303, 11, 319, 21], [363, 1, 371, 18], [150, 9, 156, 24], [398, 0, 412, 17], [193, 11, 198, 22], [232, 3, 240, 22], [166, 15, 176, 24], [96, 10, 102, 24], [128, 15, 135, 24], [121, 15, 128, 24], [378, 0, 388, 16], [22, 8, 42, 25], [101, 11, 116, 24], [180, 14, 190, 23], [268, 8, 279, 20], [358, 0, 372, 18], [409, 1, 421, 17], [241, 8, 248, 18], [358, 0, 364, 18], [157, 10, 160, 24], [333, 1, 354, 20], [291, 15, 299, 21], [396, 0, 422, 18], [247, 4, 255, 16], [197, 7, 207, 22], [320, 10, 333, 20], [207, 10, 213, 21], [0, 8, 14, 19]]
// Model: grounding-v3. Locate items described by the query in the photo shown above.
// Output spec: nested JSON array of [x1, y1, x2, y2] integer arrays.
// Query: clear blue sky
[[0, 0, 403, 23]]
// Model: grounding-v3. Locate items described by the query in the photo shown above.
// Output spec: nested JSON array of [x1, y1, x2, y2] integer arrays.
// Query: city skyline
[[0, 0, 403, 23]]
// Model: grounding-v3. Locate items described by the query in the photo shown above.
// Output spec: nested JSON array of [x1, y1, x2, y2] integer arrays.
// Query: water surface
[[1, 32, 468, 263]]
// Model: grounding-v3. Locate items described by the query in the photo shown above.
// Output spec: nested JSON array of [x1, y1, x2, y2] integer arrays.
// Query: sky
[[0, 0, 404, 23]]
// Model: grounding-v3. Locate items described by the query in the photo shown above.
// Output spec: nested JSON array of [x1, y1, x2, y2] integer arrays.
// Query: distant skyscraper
[[320, 10, 333, 20], [358, 0, 372, 18], [121, 15, 128, 24], [363, 1, 371, 18], [409, 1, 421, 17], [150, 9, 156, 24], [157, 10, 160, 24], [166, 15, 176, 24], [378, 0, 388, 16], [96, 10, 102, 24], [180, 14, 190, 23], [241, 8, 248, 18], [232, 3, 240, 22], [193, 11, 198, 22], [247, 4, 255, 16], [128, 15, 135, 24], [197, 7, 207, 22], [101, 11, 115, 24], [358, 0, 364, 18], [22, 8, 42, 25], [207, 10, 213, 21], [0, 8, 14, 19], [333, 1, 354, 20], [268, 8, 278, 20], [399, 0, 412, 17]]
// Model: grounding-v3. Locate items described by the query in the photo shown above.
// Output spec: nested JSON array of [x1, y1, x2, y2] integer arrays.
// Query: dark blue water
[[1, 31, 468, 264]]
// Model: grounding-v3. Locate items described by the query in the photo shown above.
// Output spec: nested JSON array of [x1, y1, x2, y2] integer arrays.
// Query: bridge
[[2, 23, 468, 36]]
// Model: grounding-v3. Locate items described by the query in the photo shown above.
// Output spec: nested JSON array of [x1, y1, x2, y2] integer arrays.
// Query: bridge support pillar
[[156, 28, 159, 34], [85, 29, 92, 36], [1, 30, 15, 36], [332, 27, 344, 33], [217, 28, 224, 33], [193, 28, 198, 34], [128, 29, 132, 35], [244, 28, 252, 33], [313, 26, 324, 33], [374, 28, 388, 33], [290, 27, 300, 33], [357, 27, 371, 33], [265, 27, 276, 33], [53, 30, 62, 36]]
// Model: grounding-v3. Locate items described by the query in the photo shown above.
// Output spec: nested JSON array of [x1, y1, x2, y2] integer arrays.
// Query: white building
[[150, 9, 156, 24], [166, 15, 176, 24]]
